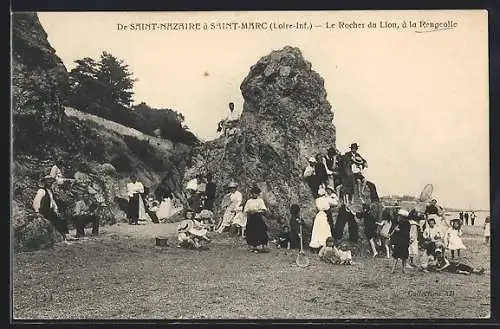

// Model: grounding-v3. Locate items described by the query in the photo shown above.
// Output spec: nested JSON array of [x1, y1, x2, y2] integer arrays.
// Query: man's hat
[[177, 220, 193, 233], [308, 156, 317, 163], [227, 181, 238, 188], [350, 143, 359, 149]]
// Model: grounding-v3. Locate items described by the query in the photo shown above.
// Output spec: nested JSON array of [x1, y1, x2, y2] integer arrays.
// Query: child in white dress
[[445, 219, 466, 259]]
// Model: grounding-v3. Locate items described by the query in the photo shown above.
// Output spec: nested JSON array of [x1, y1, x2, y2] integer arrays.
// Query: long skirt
[[245, 213, 268, 247], [128, 194, 140, 221], [42, 209, 69, 235], [309, 211, 332, 249]]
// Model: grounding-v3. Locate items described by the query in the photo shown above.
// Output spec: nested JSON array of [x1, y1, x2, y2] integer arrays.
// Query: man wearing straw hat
[[33, 175, 75, 241]]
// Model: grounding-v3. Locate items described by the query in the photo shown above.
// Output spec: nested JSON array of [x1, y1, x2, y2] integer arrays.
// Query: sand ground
[[12, 221, 490, 319]]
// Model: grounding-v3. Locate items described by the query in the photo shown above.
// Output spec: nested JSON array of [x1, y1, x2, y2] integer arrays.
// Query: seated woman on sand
[[177, 210, 211, 249]]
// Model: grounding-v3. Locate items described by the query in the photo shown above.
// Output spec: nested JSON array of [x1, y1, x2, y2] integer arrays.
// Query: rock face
[[11, 13, 191, 252], [187, 46, 337, 238]]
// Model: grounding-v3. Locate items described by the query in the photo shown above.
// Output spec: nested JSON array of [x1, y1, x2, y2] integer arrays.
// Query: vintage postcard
[[11, 10, 490, 320]]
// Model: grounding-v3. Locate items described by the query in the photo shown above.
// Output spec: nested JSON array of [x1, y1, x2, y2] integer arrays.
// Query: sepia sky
[[37, 10, 489, 210]]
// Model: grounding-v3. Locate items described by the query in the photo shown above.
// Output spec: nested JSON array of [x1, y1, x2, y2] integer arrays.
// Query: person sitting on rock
[[222, 102, 241, 137], [346, 143, 368, 202], [73, 193, 99, 238], [33, 175, 75, 242]]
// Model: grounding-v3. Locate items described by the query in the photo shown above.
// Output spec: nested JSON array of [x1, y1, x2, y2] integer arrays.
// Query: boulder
[[12, 201, 63, 252], [187, 46, 338, 238]]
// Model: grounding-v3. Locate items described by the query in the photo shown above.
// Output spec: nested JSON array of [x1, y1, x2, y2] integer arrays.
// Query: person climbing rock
[[303, 156, 319, 197]]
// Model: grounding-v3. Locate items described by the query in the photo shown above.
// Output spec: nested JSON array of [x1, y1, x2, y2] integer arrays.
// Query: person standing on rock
[[33, 175, 74, 242], [243, 185, 270, 253], [346, 143, 368, 202], [325, 147, 341, 191], [303, 156, 319, 197], [127, 175, 144, 225], [314, 153, 329, 193]]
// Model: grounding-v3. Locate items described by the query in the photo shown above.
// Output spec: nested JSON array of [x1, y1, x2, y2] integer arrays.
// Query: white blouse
[[33, 188, 58, 213], [244, 198, 267, 214], [127, 181, 144, 198]]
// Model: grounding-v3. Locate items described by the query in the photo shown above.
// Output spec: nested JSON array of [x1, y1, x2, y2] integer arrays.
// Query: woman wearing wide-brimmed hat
[[243, 185, 270, 252], [33, 175, 74, 241], [216, 181, 244, 234], [177, 211, 211, 249]]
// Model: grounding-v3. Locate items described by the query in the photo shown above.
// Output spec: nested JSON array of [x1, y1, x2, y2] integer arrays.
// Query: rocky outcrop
[[186, 46, 339, 237], [11, 13, 191, 252]]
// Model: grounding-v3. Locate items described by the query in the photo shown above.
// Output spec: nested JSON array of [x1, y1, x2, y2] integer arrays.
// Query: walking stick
[[296, 223, 310, 267]]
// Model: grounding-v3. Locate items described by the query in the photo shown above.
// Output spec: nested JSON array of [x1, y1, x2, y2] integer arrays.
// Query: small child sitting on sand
[[319, 237, 355, 265]]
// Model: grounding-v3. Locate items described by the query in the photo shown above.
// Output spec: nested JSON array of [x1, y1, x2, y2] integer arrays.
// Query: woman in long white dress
[[216, 181, 243, 233], [309, 190, 333, 252]]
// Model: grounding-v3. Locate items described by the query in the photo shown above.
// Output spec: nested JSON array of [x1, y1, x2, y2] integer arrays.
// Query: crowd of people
[[30, 107, 489, 277]]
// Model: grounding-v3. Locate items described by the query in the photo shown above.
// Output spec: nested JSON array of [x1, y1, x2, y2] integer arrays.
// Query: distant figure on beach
[[459, 211, 464, 225], [483, 216, 490, 244], [471, 211, 476, 226], [464, 212, 469, 226]]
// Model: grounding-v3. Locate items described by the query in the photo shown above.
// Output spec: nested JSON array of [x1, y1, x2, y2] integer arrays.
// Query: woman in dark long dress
[[390, 209, 411, 273], [244, 186, 269, 253]]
